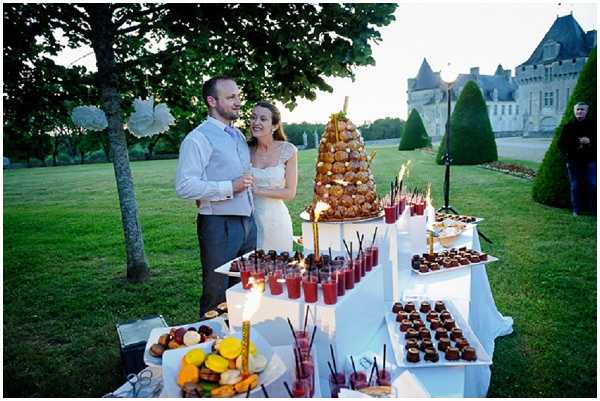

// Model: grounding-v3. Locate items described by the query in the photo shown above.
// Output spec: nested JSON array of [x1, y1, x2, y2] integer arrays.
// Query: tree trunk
[[52, 135, 59, 166], [86, 4, 149, 282], [80, 151, 85, 164]]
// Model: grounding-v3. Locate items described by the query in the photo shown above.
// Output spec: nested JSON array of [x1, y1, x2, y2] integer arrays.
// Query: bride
[[249, 101, 297, 253]]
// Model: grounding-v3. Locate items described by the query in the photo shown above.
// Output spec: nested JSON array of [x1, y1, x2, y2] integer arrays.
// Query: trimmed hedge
[[436, 80, 497, 165], [399, 109, 431, 150], [532, 48, 596, 208]]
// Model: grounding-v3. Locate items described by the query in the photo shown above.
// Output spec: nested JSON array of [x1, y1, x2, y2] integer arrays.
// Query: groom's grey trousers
[[197, 214, 257, 317]]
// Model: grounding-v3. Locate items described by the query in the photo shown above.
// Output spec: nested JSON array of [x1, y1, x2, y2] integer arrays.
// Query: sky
[[54, 2, 597, 125]]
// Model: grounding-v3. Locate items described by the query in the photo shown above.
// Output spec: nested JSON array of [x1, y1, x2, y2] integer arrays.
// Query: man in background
[[558, 101, 596, 216]]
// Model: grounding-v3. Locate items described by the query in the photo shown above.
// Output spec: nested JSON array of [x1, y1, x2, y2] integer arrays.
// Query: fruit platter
[[143, 319, 228, 367], [161, 329, 286, 397]]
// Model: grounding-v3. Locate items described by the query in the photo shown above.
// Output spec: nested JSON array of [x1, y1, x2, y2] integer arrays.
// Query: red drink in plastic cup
[[364, 250, 373, 271], [302, 275, 318, 303], [334, 270, 346, 296], [300, 359, 315, 397], [366, 246, 379, 267], [268, 270, 283, 295], [344, 265, 354, 290], [376, 370, 392, 386], [350, 371, 368, 390], [329, 373, 347, 398], [286, 272, 301, 299], [359, 254, 366, 277], [322, 278, 337, 305], [240, 265, 252, 290], [292, 380, 308, 397], [384, 205, 396, 224], [399, 197, 406, 215], [395, 201, 401, 219], [251, 269, 265, 291], [353, 258, 361, 283]]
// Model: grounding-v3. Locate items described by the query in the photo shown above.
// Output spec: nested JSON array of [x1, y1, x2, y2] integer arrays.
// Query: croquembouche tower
[[306, 98, 382, 221]]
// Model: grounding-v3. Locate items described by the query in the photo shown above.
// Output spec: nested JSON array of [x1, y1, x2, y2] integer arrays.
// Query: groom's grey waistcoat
[[199, 120, 253, 216]]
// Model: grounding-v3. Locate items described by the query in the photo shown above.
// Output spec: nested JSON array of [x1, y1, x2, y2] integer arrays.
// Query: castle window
[[494, 105, 497, 115], [508, 105, 512, 115], [516, 105, 519, 115], [544, 92, 554, 107], [501, 105, 505, 115], [544, 66, 552, 81]]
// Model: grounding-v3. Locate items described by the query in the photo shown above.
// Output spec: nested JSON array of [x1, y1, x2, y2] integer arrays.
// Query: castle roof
[[518, 14, 596, 67], [450, 74, 516, 102], [413, 58, 440, 90]]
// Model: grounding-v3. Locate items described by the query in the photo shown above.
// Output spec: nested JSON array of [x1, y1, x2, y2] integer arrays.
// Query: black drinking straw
[[328, 247, 332, 262], [303, 305, 310, 333], [371, 227, 378, 247], [246, 383, 252, 398], [330, 344, 338, 374], [287, 318, 298, 346], [283, 382, 293, 397], [342, 239, 351, 259], [328, 361, 339, 384], [356, 231, 362, 253], [374, 357, 380, 378], [254, 247, 258, 271], [350, 242, 353, 261], [383, 344, 387, 373], [368, 359, 376, 385], [308, 325, 317, 353], [293, 348, 301, 378], [350, 355, 357, 375], [261, 384, 269, 398]]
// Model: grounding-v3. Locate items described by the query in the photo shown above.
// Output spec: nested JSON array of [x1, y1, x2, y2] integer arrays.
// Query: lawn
[[3, 147, 596, 397]]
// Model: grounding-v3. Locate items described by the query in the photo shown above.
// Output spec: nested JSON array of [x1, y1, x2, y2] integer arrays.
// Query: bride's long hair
[[248, 101, 287, 147]]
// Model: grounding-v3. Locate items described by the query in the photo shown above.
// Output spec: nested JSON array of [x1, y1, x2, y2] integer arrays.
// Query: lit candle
[[312, 201, 330, 263], [428, 230, 434, 255], [241, 278, 263, 378], [425, 184, 436, 255]]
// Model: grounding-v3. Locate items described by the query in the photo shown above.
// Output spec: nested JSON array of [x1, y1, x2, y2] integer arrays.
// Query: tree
[[532, 48, 597, 208], [398, 109, 430, 150], [4, 3, 397, 282], [436, 80, 497, 165], [359, 117, 405, 141]]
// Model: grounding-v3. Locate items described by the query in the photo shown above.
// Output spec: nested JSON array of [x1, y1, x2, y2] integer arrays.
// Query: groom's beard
[[215, 104, 240, 121]]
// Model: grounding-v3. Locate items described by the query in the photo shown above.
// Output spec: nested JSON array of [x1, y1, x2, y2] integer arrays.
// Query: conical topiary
[[532, 47, 596, 208], [307, 111, 382, 221], [436, 80, 498, 165], [399, 108, 431, 150]]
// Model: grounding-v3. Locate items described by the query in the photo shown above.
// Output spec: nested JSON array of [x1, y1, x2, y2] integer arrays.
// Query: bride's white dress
[[252, 142, 296, 253]]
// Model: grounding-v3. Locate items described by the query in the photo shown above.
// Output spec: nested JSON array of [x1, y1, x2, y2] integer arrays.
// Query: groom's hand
[[233, 174, 254, 193]]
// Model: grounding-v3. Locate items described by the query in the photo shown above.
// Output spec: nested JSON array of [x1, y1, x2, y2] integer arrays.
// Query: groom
[[175, 76, 257, 317]]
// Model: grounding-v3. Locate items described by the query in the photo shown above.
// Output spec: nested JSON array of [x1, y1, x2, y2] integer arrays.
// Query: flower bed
[[481, 161, 537, 180]]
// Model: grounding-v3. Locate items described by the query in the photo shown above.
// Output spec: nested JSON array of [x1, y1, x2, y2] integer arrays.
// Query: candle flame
[[397, 160, 413, 184], [314, 201, 330, 222], [242, 277, 263, 321]]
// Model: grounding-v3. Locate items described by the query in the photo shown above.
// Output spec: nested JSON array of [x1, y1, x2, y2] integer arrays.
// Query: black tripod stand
[[437, 83, 492, 244]]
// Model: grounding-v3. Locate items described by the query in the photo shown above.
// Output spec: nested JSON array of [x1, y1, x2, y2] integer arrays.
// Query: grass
[[3, 147, 596, 397]]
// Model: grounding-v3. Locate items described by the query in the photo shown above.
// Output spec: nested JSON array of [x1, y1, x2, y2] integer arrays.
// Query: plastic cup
[[268, 270, 283, 295], [321, 274, 338, 305], [399, 197, 406, 215], [334, 269, 346, 296], [251, 268, 265, 291], [384, 205, 396, 224], [350, 371, 368, 390], [359, 254, 366, 277], [364, 250, 373, 272], [366, 246, 379, 267], [286, 272, 301, 299], [329, 373, 348, 398], [291, 379, 308, 398], [302, 275, 318, 303], [344, 262, 355, 290], [376, 370, 392, 386], [240, 265, 252, 290], [353, 257, 361, 283]]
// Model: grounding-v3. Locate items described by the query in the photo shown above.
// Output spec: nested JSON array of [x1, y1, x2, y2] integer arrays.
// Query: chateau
[[407, 14, 596, 138]]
